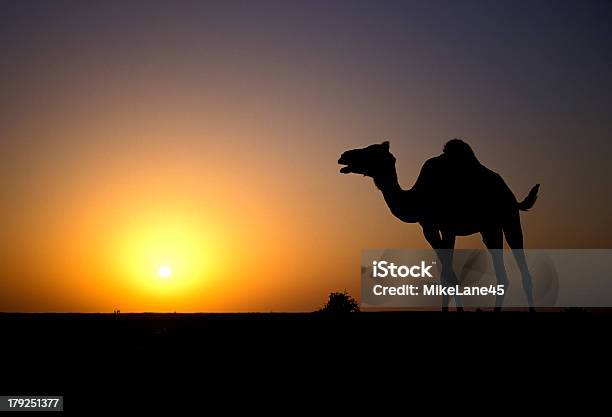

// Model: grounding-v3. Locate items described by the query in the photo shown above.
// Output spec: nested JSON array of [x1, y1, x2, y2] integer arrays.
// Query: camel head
[[338, 141, 396, 178]]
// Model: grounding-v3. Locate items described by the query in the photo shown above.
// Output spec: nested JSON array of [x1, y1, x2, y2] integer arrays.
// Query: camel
[[338, 139, 539, 311]]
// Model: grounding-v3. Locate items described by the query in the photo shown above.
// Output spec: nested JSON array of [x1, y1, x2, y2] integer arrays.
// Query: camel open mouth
[[339, 164, 352, 174], [338, 156, 354, 174]]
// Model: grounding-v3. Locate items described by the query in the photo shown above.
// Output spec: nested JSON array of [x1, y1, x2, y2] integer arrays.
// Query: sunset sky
[[1, 0, 611, 312]]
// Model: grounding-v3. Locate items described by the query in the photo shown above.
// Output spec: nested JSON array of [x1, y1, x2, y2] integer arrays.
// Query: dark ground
[[1, 311, 609, 412]]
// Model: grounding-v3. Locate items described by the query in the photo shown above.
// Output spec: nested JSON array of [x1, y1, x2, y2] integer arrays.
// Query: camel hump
[[413, 152, 506, 203], [443, 138, 479, 164]]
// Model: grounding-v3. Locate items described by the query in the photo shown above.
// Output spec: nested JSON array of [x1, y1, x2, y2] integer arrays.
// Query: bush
[[318, 291, 360, 313]]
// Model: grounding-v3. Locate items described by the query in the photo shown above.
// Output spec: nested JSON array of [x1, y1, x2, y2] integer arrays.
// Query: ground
[[0, 312, 608, 411]]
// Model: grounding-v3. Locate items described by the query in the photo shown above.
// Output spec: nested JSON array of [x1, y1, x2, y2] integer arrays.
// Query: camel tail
[[517, 184, 540, 211]]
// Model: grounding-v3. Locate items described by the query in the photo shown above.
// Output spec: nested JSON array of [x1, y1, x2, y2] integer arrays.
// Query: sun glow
[[158, 265, 172, 279], [111, 209, 228, 300]]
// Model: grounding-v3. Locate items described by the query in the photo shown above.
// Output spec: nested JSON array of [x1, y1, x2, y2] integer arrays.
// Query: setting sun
[[158, 265, 172, 279], [104, 206, 233, 305]]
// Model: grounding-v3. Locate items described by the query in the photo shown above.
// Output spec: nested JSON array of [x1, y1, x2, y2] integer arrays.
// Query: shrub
[[318, 291, 360, 313]]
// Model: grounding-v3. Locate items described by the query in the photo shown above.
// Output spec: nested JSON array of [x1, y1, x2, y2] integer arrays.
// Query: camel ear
[[381, 141, 390, 151]]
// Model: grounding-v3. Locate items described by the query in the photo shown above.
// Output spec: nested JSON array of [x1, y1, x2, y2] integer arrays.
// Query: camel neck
[[374, 168, 404, 205], [374, 167, 420, 223]]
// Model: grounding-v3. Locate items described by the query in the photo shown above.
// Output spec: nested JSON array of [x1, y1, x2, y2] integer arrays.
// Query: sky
[[1, 0, 611, 312]]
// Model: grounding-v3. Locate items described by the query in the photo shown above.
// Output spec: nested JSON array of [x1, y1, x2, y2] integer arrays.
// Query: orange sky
[[1, 1, 611, 312]]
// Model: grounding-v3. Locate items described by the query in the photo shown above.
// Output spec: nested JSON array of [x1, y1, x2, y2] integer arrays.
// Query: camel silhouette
[[338, 139, 540, 311]]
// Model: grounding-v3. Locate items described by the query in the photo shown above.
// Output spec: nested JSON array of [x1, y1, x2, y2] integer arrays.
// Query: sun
[[158, 265, 173, 279], [114, 212, 228, 297]]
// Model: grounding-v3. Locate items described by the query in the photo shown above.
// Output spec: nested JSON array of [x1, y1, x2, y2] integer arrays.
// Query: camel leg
[[423, 226, 462, 312], [441, 231, 464, 311], [482, 228, 509, 312], [503, 212, 535, 311]]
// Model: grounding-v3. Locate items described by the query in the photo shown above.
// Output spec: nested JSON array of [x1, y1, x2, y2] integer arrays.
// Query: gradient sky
[[1, 0, 611, 312]]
